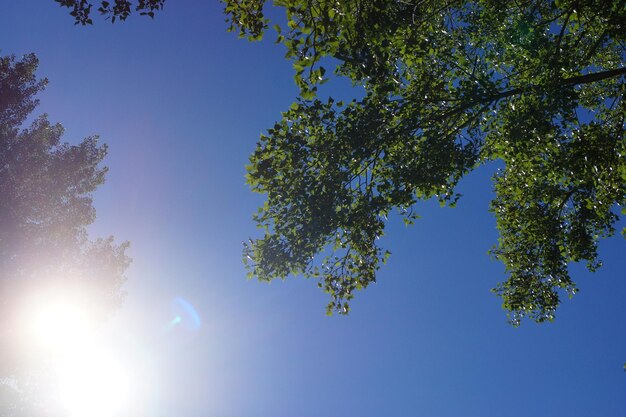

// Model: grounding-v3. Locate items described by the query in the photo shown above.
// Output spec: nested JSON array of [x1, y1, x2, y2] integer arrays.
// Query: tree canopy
[[229, 0, 626, 323], [55, 0, 626, 324], [0, 53, 130, 394]]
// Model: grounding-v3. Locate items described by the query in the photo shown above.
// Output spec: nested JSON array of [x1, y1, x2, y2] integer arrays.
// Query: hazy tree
[[0, 53, 130, 412]]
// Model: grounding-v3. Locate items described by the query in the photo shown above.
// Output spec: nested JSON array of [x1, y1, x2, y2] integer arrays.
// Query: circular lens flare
[[171, 297, 201, 330]]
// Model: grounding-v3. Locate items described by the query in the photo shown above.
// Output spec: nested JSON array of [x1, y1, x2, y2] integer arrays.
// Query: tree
[[54, 0, 625, 324], [230, 0, 626, 323], [0, 53, 130, 412]]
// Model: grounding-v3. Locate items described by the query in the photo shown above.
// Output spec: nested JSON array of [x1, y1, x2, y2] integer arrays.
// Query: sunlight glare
[[28, 302, 92, 352], [17, 289, 134, 417], [56, 346, 130, 417]]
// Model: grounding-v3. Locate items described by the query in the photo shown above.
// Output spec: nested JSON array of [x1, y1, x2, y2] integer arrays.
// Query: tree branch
[[435, 67, 626, 122]]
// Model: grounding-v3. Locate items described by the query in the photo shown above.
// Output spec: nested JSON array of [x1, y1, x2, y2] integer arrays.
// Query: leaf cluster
[[232, 0, 626, 321], [55, 0, 165, 24]]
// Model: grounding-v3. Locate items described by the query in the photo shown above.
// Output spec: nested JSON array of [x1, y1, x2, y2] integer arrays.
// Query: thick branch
[[562, 67, 626, 86], [437, 67, 626, 122]]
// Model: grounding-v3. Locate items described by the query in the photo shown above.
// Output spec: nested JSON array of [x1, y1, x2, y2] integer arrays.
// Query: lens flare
[[170, 297, 201, 331]]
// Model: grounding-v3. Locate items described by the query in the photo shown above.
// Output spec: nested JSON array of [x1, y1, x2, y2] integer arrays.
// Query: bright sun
[[28, 302, 92, 352], [18, 292, 131, 417], [56, 345, 130, 417]]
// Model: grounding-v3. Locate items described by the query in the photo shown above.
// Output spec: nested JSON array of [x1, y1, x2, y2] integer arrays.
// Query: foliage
[[55, 0, 165, 24], [0, 54, 130, 385], [52, 0, 626, 324], [228, 0, 626, 323]]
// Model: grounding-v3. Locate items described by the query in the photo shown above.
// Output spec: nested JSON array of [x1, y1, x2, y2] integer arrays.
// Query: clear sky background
[[2, 1, 625, 416]]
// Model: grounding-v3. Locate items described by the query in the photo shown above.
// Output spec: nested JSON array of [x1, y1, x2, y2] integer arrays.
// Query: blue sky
[[2, 1, 625, 416]]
